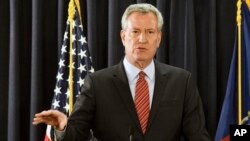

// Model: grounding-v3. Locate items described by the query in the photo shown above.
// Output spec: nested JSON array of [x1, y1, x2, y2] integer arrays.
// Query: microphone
[[129, 126, 134, 141], [241, 112, 250, 125]]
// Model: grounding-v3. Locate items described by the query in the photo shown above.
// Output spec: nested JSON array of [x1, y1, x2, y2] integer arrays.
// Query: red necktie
[[135, 71, 150, 134]]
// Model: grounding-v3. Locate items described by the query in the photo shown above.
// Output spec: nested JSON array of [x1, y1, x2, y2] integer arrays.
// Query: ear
[[156, 31, 162, 48], [120, 30, 126, 46]]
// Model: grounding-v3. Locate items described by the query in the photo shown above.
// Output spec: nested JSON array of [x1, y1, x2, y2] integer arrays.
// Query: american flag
[[44, 4, 94, 141]]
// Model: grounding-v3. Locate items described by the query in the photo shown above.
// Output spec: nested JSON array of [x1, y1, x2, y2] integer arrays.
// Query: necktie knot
[[139, 71, 145, 75], [138, 71, 146, 79]]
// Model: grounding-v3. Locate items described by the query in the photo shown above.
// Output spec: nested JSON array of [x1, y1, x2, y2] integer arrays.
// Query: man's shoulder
[[89, 64, 120, 77], [155, 61, 190, 75]]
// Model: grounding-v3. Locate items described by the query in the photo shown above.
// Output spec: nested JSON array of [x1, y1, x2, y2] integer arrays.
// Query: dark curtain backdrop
[[0, 0, 236, 141]]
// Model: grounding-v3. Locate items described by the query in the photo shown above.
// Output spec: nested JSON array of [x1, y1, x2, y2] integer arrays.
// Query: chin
[[135, 57, 149, 62]]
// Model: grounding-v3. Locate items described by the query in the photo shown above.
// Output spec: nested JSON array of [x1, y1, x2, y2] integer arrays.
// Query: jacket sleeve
[[62, 74, 95, 141], [182, 73, 212, 141]]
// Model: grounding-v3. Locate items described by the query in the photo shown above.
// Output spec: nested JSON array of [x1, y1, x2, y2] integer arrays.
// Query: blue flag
[[215, 1, 250, 141]]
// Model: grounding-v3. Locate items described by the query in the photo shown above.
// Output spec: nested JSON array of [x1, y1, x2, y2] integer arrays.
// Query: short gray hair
[[121, 3, 164, 31]]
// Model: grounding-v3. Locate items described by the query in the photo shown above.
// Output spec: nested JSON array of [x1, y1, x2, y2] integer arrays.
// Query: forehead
[[126, 12, 158, 29]]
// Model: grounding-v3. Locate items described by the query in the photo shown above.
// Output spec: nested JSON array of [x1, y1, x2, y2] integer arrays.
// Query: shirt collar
[[123, 57, 155, 82]]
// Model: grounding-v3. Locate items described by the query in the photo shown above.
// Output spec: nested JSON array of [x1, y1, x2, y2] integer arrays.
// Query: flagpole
[[236, 0, 242, 125], [68, 0, 75, 115]]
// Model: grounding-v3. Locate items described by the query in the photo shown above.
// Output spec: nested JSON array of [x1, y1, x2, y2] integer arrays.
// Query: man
[[33, 3, 211, 141]]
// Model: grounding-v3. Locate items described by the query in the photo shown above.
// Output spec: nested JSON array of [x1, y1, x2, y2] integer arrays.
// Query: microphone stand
[[129, 126, 134, 141]]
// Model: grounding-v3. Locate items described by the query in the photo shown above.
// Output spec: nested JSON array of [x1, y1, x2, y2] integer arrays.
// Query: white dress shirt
[[123, 57, 155, 108]]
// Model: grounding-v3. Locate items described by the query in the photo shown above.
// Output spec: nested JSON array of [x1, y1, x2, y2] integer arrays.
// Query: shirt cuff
[[54, 125, 67, 141]]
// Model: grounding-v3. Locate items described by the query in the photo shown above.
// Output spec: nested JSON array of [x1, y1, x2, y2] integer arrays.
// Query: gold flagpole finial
[[68, 0, 75, 21]]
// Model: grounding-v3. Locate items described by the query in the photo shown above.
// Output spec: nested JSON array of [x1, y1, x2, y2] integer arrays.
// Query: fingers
[[32, 117, 44, 125], [35, 110, 53, 117], [32, 110, 57, 125], [33, 115, 58, 126], [32, 110, 67, 127]]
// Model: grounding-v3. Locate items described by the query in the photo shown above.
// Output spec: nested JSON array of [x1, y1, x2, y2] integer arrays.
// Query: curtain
[[0, 0, 236, 140]]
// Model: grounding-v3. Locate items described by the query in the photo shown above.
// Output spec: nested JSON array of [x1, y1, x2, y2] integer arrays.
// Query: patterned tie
[[135, 71, 150, 134]]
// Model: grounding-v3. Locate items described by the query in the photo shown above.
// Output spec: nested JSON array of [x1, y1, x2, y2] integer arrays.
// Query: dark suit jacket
[[62, 61, 211, 141]]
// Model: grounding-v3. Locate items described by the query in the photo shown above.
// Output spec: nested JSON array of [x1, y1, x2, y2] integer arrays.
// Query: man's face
[[121, 12, 162, 68]]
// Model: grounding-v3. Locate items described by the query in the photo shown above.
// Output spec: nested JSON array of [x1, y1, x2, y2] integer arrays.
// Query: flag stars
[[64, 103, 70, 113], [52, 99, 60, 109], [64, 32, 68, 41], [72, 34, 76, 42], [89, 66, 95, 73], [78, 64, 86, 73], [56, 72, 63, 81], [54, 86, 61, 96], [61, 45, 67, 55], [67, 77, 74, 83], [68, 62, 75, 69], [73, 20, 77, 27], [72, 48, 76, 56], [79, 36, 87, 45], [79, 25, 83, 31], [77, 77, 85, 87], [58, 59, 65, 68], [77, 92, 80, 97], [78, 50, 86, 59], [65, 89, 70, 98]]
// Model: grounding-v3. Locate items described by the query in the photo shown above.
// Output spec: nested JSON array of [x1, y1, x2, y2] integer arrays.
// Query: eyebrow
[[129, 28, 156, 31]]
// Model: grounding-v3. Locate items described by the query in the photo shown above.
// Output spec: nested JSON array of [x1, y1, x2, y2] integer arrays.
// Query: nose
[[138, 32, 147, 43]]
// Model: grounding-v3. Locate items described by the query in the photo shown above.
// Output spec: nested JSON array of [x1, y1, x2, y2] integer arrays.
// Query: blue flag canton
[[51, 9, 94, 115]]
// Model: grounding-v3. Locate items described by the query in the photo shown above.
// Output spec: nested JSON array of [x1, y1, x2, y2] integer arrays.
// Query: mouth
[[135, 48, 146, 52], [136, 46, 146, 50]]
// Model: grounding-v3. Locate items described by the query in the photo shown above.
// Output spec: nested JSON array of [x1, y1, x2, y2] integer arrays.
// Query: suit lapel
[[112, 62, 142, 133], [146, 61, 168, 132]]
